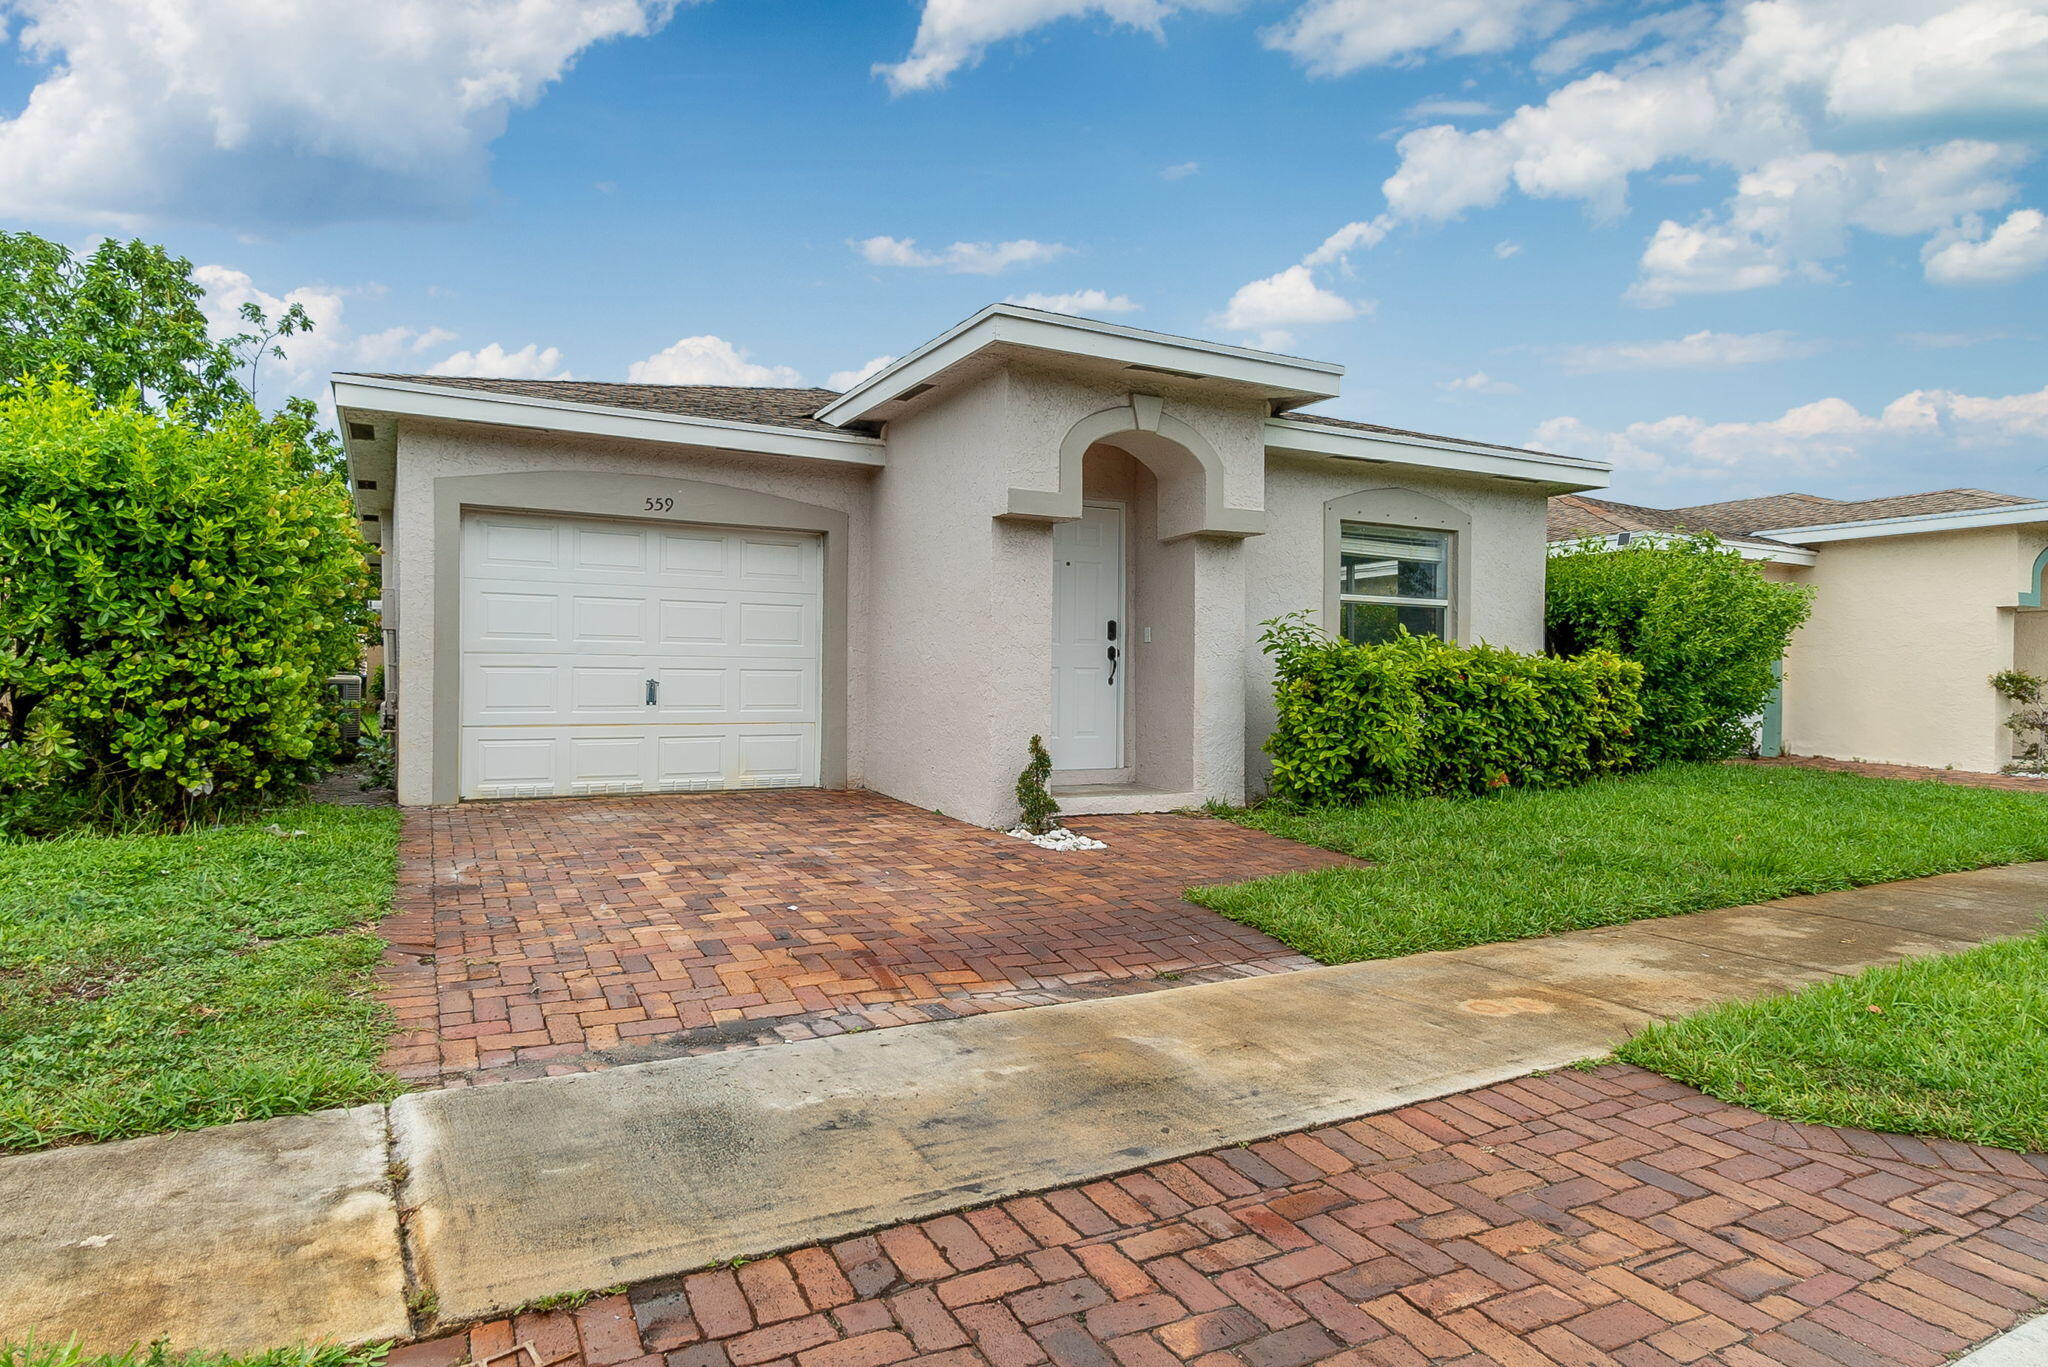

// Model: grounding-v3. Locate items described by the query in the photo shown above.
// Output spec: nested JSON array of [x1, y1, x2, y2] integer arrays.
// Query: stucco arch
[[1003, 395, 1266, 541]]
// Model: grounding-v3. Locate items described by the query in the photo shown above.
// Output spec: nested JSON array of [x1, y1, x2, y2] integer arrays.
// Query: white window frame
[[1337, 522, 1452, 642], [1320, 488, 1474, 645]]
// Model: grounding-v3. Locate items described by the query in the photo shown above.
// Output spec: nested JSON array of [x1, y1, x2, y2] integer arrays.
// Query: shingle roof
[[1280, 410, 1563, 460], [1549, 488, 2038, 544], [354, 376, 1576, 461], [352, 376, 847, 433]]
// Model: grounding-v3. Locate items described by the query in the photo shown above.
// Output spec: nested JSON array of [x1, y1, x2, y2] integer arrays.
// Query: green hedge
[[0, 381, 372, 822], [1261, 614, 1644, 803], [1547, 535, 1812, 763]]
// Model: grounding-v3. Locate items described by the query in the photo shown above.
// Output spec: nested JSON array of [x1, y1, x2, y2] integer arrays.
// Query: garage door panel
[[571, 524, 653, 575], [472, 517, 560, 572], [567, 594, 651, 647], [737, 599, 811, 649], [460, 512, 822, 799], [657, 530, 732, 580], [567, 665, 649, 717], [655, 597, 730, 647], [471, 663, 561, 720], [654, 667, 726, 715]]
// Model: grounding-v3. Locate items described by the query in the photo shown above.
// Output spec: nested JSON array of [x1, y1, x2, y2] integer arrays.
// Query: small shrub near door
[[1260, 613, 1644, 803], [1547, 535, 1811, 763]]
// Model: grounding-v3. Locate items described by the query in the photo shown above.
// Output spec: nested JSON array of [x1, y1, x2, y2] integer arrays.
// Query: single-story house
[[336, 304, 1609, 826], [1549, 488, 2048, 774]]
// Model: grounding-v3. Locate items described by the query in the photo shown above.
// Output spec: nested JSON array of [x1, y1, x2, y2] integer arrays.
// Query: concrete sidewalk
[[3, 862, 2042, 1352]]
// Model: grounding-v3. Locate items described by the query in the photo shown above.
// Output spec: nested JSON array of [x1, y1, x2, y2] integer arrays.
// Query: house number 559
[[643, 496, 674, 512]]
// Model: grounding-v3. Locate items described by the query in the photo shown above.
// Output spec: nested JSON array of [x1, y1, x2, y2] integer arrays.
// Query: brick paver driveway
[[392, 1063, 2048, 1367], [378, 790, 1341, 1086]]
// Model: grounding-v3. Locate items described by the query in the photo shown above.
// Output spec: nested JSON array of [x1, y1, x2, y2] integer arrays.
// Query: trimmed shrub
[[0, 381, 373, 822], [1261, 613, 1644, 803], [1546, 536, 1812, 763], [1015, 734, 1059, 833]]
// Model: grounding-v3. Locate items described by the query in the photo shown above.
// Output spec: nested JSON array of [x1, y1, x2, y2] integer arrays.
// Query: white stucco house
[[1550, 489, 2048, 775], [336, 304, 1608, 827]]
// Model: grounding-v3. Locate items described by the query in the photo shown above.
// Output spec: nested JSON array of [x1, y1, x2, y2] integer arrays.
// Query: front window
[[1338, 523, 1450, 643]]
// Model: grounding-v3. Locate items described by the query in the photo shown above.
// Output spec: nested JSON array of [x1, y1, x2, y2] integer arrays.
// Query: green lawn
[[0, 803, 403, 1152], [1618, 933, 2048, 1151], [1195, 763, 2048, 963], [0, 1342, 385, 1367]]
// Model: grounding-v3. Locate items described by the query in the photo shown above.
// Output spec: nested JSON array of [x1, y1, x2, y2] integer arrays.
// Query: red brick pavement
[[377, 790, 1341, 1087], [1737, 755, 2048, 792], [389, 1063, 2048, 1367]]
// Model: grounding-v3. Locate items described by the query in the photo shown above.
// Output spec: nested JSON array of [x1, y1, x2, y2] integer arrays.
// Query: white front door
[[458, 511, 823, 799], [1050, 503, 1125, 771]]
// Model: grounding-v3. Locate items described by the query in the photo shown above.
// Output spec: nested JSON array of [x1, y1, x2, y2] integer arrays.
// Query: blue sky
[[1, 0, 2044, 506]]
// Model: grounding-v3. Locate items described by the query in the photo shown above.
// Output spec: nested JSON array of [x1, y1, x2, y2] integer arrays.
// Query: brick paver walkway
[[390, 1063, 2048, 1367], [378, 790, 1340, 1087], [1738, 755, 2048, 792]]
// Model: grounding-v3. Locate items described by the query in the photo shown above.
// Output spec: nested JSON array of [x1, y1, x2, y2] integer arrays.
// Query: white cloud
[[827, 356, 897, 391], [1439, 371, 1520, 395], [194, 264, 452, 403], [1897, 328, 2015, 348], [1360, 0, 2048, 301], [1924, 208, 2048, 284], [1161, 160, 1201, 180], [1534, 381, 2048, 487], [1263, 0, 1571, 77], [1005, 289, 1142, 315], [1552, 329, 1817, 373], [627, 336, 802, 386], [874, 0, 1228, 94], [1302, 217, 1392, 269], [1403, 98, 1497, 119], [427, 343, 570, 379], [0, 0, 688, 227], [1214, 265, 1363, 342], [1493, 239, 1522, 259], [854, 235, 1071, 275]]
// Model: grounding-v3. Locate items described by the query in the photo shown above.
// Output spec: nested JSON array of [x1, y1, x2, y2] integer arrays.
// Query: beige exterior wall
[[1768, 526, 2048, 773], [387, 420, 876, 806], [1242, 455, 1550, 791], [381, 372, 1560, 821]]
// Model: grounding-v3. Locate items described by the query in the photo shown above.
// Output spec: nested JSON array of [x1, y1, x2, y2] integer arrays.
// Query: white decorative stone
[[1006, 826, 1108, 851]]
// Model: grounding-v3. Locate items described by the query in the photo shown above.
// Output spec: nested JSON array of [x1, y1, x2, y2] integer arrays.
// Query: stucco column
[[1183, 534, 1250, 806]]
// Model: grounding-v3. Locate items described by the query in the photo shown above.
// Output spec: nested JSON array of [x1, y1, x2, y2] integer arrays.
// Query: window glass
[[1337, 522, 1450, 644]]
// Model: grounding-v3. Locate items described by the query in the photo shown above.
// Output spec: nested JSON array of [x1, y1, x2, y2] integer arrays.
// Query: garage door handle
[[645, 678, 659, 706]]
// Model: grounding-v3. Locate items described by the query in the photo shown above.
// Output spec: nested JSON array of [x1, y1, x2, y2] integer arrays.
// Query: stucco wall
[[1771, 527, 2036, 772], [388, 420, 876, 805], [1241, 455, 1551, 790], [862, 370, 1037, 827]]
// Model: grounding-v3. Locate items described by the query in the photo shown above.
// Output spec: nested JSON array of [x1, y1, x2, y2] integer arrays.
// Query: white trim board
[[332, 375, 887, 468], [1266, 416, 1611, 492]]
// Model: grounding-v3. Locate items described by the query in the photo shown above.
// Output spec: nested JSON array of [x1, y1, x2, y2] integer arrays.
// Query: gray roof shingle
[[1549, 488, 2039, 543], [351, 376, 847, 432]]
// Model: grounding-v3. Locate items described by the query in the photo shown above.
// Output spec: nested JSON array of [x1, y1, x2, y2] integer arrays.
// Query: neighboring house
[[1550, 488, 2048, 774], [336, 304, 1608, 826]]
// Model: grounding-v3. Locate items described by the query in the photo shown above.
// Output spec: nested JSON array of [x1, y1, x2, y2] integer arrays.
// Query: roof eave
[[813, 304, 1345, 427], [330, 374, 887, 467], [1265, 416, 1610, 492]]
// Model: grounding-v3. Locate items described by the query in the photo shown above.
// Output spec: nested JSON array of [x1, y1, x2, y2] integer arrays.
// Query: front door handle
[[645, 678, 659, 706], [1106, 645, 1118, 685]]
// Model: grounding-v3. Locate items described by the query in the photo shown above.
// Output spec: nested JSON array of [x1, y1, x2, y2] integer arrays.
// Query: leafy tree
[[0, 231, 335, 473], [0, 381, 372, 822], [1547, 536, 1812, 763]]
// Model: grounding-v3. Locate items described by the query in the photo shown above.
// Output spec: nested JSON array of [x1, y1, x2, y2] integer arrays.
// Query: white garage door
[[459, 511, 823, 799]]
